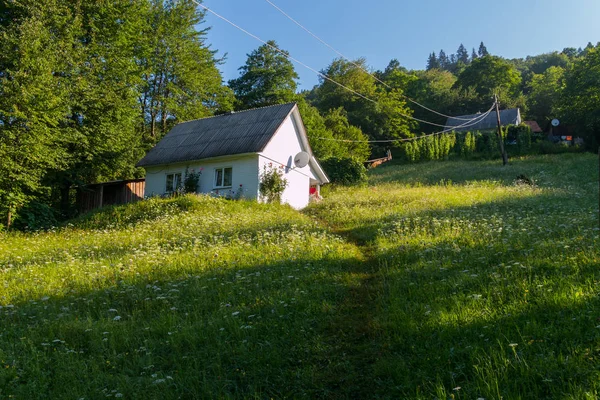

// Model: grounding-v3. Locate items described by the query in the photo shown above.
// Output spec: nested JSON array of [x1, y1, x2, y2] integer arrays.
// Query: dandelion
[[113, 316, 121, 321], [509, 343, 518, 347], [231, 311, 240, 316], [108, 309, 118, 313]]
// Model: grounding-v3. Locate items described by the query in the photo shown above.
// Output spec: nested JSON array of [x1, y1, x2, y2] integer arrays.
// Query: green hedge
[[321, 157, 368, 185]]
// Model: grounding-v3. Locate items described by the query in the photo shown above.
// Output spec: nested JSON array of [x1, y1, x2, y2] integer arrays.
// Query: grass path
[[308, 212, 384, 398]]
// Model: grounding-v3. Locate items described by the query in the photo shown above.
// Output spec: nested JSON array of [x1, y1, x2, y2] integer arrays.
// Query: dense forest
[[1, 0, 599, 229]]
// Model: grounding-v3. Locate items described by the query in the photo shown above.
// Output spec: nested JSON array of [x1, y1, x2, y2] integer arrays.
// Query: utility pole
[[494, 94, 508, 166]]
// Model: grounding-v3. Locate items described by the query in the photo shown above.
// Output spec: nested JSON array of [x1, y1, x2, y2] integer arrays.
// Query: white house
[[137, 103, 329, 209]]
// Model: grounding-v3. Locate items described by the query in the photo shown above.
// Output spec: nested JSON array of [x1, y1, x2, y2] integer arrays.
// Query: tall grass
[[1, 153, 599, 398], [0, 195, 363, 398], [308, 153, 600, 399]]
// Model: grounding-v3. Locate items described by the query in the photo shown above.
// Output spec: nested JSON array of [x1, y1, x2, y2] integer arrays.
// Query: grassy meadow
[[1, 153, 599, 399]]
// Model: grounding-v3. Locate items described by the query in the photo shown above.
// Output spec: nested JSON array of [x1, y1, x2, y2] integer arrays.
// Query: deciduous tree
[[229, 40, 299, 110]]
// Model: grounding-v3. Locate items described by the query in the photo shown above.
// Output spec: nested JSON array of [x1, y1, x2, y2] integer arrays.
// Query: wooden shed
[[77, 179, 145, 213]]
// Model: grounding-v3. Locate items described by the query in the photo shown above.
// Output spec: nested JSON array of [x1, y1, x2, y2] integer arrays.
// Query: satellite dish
[[552, 119, 560, 127], [293, 151, 310, 168]]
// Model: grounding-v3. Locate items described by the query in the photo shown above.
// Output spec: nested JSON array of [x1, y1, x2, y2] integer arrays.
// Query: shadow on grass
[[370, 240, 600, 399], [0, 249, 375, 399]]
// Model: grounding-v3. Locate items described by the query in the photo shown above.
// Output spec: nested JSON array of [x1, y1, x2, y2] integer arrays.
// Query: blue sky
[[202, 0, 600, 90]]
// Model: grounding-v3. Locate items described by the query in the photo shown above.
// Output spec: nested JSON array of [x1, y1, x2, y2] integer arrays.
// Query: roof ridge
[[176, 102, 297, 125], [447, 108, 519, 120]]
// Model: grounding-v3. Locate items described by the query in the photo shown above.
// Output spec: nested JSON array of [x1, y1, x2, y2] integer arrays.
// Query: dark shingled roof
[[445, 108, 521, 132], [137, 103, 297, 167]]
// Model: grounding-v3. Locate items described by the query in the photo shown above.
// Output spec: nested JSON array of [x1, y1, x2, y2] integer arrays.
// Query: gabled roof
[[137, 103, 297, 167], [523, 120, 542, 133], [445, 108, 521, 132]]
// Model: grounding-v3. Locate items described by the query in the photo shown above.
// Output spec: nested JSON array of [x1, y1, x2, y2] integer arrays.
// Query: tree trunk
[[6, 209, 12, 231], [60, 183, 71, 218]]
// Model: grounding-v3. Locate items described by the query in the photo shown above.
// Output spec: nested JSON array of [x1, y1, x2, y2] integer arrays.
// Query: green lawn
[[1, 154, 599, 399]]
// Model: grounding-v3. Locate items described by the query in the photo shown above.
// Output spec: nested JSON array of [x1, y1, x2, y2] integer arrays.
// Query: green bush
[[12, 201, 58, 231], [474, 131, 499, 155], [259, 163, 288, 203], [506, 124, 532, 154], [531, 141, 585, 155], [69, 195, 202, 229], [454, 131, 477, 158], [321, 157, 367, 185], [399, 133, 456, 163], [184, 167, 202, 194]]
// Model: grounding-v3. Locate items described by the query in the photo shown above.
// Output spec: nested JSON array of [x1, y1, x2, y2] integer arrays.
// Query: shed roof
[[523, 121, 542, 133], [137, 103, 297, 167], [445, 108, 521, 132]]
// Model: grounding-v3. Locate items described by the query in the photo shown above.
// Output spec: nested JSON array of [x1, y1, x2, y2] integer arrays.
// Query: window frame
[[214, 166, 233, 189], [165, 172, 182, 193]]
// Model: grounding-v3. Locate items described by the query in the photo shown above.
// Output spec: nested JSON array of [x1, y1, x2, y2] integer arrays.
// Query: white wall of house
[[259, 114, 318, 210], [144, 154, 259, 199]]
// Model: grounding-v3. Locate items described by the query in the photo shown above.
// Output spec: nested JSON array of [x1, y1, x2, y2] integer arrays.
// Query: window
[[165, 173, 182, 193], [214, 167, 232, 188]]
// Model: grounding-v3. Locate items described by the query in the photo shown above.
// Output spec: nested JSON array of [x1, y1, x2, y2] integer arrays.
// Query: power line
[[192, 1, 472, 129], [313, 102, 496, 143], [262, 0, 474, 121]]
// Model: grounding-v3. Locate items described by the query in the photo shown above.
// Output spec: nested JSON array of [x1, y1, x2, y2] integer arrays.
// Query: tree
[[527, 66, 565, 124], [323, 108, 370, 162], [457, 44, 469, 65], [383, 59, 403, 75], [313, 58, 416, 142], [0, 0, 232, 226], [560, 44, 600, 148], [471, 48, 478, 61], [527, 52, 570, 75], [438, 50, 449, 70], [456, 56, 522, 103], [229, 40, 299, 110], [297, 100, 341, 161], [478, 42, 489, 57], [0, 2, 72, 228], [562, 47, 578, 59], [426, 52, 440, 70], [138, 0, 232, 141], [426, 52, 439, 70], [48, 0, 153, 215]]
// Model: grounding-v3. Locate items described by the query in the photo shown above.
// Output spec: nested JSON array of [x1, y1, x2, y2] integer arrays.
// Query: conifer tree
[[478, 41, 489, 57], [457, 44, 469, 64], [426, 52, 440, 70], [438, 50, 449, 70]]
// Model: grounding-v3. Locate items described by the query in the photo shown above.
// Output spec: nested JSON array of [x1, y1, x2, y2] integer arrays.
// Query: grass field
[[1, 153, 599, 399]]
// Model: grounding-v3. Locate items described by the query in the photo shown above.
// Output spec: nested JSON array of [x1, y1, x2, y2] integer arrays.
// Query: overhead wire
[[262, 0, 474, 121], [192, 0, 476, 129], [313, 102, 496, 143]]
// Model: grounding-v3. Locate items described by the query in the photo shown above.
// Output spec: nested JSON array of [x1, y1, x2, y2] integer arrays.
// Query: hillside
[[1, 154, 599, 399]]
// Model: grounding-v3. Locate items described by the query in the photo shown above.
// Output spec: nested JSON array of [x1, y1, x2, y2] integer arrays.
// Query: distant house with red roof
[[523, 121, 542, 133]]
